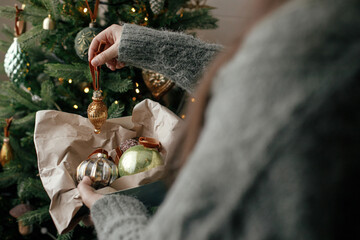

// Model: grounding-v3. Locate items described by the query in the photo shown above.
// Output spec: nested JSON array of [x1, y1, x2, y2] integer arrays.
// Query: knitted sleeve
[[118, 24, 222, 92], [91, 195, 148, 240]]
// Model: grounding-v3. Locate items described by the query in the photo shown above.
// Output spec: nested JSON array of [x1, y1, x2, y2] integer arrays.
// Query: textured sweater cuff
[[91, 194, 148, 239], [118, 23, 222, 92]]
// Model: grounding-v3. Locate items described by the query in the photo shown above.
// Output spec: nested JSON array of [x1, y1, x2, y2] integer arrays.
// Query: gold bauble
[[42, 15, 55, 30], [76, 151, 118, 189], [0, 138, 13, 167], [87, 90, 107, 134], [142, 69, 174, 99]]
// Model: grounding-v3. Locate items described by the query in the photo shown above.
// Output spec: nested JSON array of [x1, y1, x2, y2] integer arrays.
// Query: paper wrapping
[[34, 99, 182, 234]]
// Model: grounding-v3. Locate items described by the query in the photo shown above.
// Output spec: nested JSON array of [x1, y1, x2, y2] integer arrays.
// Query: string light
[[84, 87, 90, 93], [73, 104, 79, 109], [26, 63, 30, 67], [58, 77, 63, 82], [114, 100, 119, 104], [135, 88, 140, 94], [191, 98, 196, 103], [135, 82, 139, 87], [132, 97, 136, 101], [68, 79, 73, 84], [27, 87, 31, 91], [181, 114, 186, 119], [131, 7, 136, 12], [83, 7, 88, 13], [144, 17, 148, 21]]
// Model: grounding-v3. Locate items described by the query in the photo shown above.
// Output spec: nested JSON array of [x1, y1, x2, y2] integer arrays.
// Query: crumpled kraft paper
[[34, 99, 182, 234]]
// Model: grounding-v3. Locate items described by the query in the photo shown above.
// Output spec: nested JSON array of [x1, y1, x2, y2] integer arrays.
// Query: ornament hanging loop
[[15, 4, 24, 37], [85, 0, 100, 23]]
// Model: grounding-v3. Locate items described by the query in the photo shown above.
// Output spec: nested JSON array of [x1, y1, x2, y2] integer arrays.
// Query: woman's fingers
[[91, 43, 119, 67], [77, 176, 103, 208]]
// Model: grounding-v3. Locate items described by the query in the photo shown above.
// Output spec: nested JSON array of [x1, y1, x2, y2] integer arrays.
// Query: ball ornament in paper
[[150, 0, 165, 15], [74, 23, 101, 61], [76, 151, 118, 189], [118, 137, 164, 176], [4, 38, 30, 86]]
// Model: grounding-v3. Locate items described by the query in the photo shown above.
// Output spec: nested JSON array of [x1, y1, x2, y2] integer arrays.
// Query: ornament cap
[[92, 90, 103, 99], [3, 137, 9, 143]]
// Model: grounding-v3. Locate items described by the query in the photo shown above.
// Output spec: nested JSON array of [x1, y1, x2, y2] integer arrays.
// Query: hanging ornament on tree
[[0, 117, 14, 167], [149, 0, 165, 15], [4, 5, 30, 87], [76, 149, 119, 189], [42, 14, 55, 30], [9, 202, 33, 236], [87, 41, 107, 134], [74, 0, 101, 61], [142, 69, 174, 99]]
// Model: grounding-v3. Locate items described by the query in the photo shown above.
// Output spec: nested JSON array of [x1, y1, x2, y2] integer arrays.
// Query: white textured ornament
[[150, 0, 165, 15], [4, 38, 30, 86]]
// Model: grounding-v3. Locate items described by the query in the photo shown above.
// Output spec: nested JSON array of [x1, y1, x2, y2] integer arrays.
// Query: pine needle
[[18, 205, 51, 225]]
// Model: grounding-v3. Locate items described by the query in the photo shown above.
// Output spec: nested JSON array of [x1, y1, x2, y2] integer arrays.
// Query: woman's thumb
[[91, 44, 118, 67]]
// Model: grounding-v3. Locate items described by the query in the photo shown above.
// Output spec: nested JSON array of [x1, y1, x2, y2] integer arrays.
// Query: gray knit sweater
[[91, 0, 360, 239]]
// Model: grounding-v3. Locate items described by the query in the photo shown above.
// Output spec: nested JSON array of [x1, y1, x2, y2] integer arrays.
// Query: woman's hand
[[77, 176, 103, 209], [88, 24, 125, 71]]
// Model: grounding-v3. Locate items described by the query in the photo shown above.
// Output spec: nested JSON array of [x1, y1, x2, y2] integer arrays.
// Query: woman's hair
[[165, 0, 289, 186]]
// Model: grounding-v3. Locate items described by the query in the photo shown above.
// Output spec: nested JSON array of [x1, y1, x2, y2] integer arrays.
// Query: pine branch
[[0, 39, 11, 52], [18, 205, 51, 225], [108, 101, 125, 118], [17, 178, 49, 201], [169, 8, 218, 30], [44, 63, 89, 83], [22, 5, 48, 25], [41, 0, 61, 20], [0, 171, 21, 188], [1, 24, 14, 40], [57, 230, 73, 240], [103, 73, 133, 93], [0, 82, 42, 111], [18, 25, 49, 50], [40, 80, 55, 108], [0, 6, 16, 20], [12, 112, 36, 128], [168, 0, 188, 13]]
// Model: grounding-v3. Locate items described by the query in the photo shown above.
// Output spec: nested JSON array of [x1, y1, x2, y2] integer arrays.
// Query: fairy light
[[84, 87, 90, 93], [68, 79, 72, 84], [83, 7, 88, 13], [181, 114, 186, 119], [27, 87, 31, 91], [131, 7, 136, 13], [73, 104, 79, 109], [135, 82, 139, 87], [132, 97, 136, 101], [144, 17, 148, 21], [135, 88, 140, 94], [114, 100, 119, 104]]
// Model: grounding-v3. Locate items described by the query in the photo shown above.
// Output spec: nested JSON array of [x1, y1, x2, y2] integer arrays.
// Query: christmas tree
[[0, 0, 217, 239]]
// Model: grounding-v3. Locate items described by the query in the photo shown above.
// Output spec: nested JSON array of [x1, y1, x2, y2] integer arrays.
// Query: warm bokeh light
[[83, 8, 88, 13], [114, 100, 119, 104], [131, 7, 136, 12], [84, 87, 90, 93], [132, 97, 136, 101], [191, 98, 196, 102], [135, 88, 140, 94], [73, 104, 79, 109], [144, 17, 148, 21], [68, 79, 72, 84], [181, 114, 186, 119]]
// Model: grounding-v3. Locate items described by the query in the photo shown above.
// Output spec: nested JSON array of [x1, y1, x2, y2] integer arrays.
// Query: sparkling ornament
[[76, 149, 118, 189], [87, 90, 108, 134], [42, 14, 55, 30], [118, 137, 164, 176], [150, 0, 165, 15], [142, 69, 174, 99], [4, 38, 30, 86], [9, 203, 33, 236], [74, 23, 101, 61], [1, 118, 14, 167]]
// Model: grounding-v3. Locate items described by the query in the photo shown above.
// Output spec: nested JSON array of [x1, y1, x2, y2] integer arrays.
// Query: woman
[[79, 0, 360, 239]]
